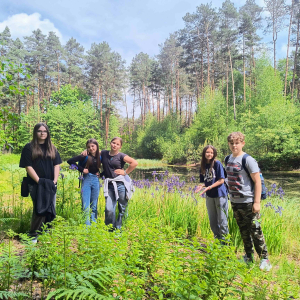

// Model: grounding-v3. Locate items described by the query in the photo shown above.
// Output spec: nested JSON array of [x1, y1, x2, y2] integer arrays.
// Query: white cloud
[[0, 12, 63, 41]]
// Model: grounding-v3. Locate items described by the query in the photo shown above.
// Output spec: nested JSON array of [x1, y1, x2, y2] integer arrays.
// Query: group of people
[[19, 124, 271, 271], [195, 131, 271, 271], [19, 122, 138, 242]]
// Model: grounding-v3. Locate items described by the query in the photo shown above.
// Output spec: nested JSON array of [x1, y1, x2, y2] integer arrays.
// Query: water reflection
[[131, 166, 300, 198]]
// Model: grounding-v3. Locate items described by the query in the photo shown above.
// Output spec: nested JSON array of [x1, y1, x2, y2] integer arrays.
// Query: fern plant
[[46, 266, 118, 300], [0, 291, 28, 300]]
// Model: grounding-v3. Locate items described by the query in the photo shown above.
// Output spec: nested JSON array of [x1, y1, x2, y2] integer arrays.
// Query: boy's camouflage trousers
[[231, 202, 268, 259]]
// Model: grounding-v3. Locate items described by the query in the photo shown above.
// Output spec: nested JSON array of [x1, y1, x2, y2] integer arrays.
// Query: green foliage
[[42, 85, 103, 159], [46, 267, 117, 300], [0, 163, 300, 298], [45, 101, 102, 159], [133, 114, 186, 163], [50, 85, 90, 106], [15, 107, 40, 153]]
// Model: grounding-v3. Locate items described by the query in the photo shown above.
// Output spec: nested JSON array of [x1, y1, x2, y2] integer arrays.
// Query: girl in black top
[[102, 137, 138, 229], [19, 123, 62, 242], [67, 139, 101, 225], [82, 137, 138, 229]]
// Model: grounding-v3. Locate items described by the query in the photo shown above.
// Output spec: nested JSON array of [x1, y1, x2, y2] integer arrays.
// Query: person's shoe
[[31, 238, 38, 244], [259, 258, 272, 271], [243, 254, 253, 264]]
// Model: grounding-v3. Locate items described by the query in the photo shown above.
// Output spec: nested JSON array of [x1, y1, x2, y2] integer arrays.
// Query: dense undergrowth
[[0, 155, 300, 299]]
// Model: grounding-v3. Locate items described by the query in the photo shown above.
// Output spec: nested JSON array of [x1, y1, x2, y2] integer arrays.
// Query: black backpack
[[224, 153, 267, 200]]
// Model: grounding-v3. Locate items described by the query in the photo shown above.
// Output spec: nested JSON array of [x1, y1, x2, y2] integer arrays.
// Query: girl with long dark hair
[[19, 123, 62, 243], [82, 137, 138, 230], [67, 139, 101, 225], [195, 145, 229, 241]]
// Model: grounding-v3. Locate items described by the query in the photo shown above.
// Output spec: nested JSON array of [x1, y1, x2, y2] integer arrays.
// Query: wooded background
[[1, 0, 300, 169]]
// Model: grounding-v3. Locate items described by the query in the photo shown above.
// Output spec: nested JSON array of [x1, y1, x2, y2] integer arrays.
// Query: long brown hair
[[31, 123, 56, 160], [85, 139, 101, 169], [110, 137, 123, 146], [200, 145, 217, 175]]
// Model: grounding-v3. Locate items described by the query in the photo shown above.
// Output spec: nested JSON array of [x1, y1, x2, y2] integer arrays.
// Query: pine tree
[[63, 37, 84, 86], [264, 0, 287, 74]]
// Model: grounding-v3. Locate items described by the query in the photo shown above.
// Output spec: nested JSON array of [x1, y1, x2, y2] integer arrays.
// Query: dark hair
[[86, 139, 101, 169], [31, 123, 56, 160], [110, 137, 123, 146], [200, 145, 217, 175]]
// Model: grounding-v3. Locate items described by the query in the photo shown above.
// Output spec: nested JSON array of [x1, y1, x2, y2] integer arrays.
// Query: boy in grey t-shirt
[[226, 132, 271, 271]]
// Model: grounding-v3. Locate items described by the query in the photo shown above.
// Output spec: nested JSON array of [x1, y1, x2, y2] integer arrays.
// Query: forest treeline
[[1, 0, 300, 169]]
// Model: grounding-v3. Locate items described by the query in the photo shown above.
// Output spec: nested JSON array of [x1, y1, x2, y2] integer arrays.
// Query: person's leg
[[81, 174, 92, 225], [206, 196, 220, 238], [105, 183, 117, 228], [28, 184, 46, 238], [231, 202, 254, 259], [90, 175, 100, 223], [115, 182, 128, 229], [215, 196, 229, 239], [249, 208, 268, 259]]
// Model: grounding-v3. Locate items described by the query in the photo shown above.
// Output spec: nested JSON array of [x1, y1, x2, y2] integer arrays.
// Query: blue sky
[[0, 0, 291, 65]]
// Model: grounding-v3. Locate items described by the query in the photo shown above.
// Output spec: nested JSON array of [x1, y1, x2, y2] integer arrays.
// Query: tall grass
[[135, 159, 167, 168], [0, 158, 300, 298]]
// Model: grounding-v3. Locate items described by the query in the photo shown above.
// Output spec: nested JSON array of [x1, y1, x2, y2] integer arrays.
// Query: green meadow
[[0, 154, 299, 299]]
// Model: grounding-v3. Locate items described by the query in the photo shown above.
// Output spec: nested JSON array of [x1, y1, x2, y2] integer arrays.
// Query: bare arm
[[54, 164, 60, 184], [196, 179, 225, 195], [114, 155, 138, 176], [25, 166, 39, 184], [81, 149, 95, 156], [250, 172, 261, 213]]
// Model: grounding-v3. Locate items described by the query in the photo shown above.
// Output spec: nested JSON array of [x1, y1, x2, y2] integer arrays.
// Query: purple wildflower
[[69, 164, 78, 170]]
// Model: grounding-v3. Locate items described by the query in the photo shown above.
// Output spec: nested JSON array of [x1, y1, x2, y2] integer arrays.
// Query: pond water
[[131, 166, 300, 198]]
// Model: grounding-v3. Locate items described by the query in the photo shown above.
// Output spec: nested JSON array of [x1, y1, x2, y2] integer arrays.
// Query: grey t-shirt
[[225, 153, 260, 203]]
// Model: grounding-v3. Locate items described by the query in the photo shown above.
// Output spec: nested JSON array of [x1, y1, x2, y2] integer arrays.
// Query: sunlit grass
[[0, 161, 300, 298], [135, 159, 167, 168]]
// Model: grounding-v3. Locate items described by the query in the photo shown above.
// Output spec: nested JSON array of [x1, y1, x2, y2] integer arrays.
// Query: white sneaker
[[260, 258, 272, 271], [31, 238, 38, 244]]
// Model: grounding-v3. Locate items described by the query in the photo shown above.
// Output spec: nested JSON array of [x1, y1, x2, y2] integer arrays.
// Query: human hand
[[114, 169, 125, 176], [83, 168, 89, 174], [195, 185, 204, 193], [81, 150, 88, 156], [252, 202, 260, 213]]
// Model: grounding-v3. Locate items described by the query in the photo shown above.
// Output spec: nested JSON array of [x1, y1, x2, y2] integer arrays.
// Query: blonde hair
[[227, 132, 245, 143]]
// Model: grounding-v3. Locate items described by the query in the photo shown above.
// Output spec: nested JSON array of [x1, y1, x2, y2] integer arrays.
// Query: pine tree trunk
[[152, 90, 155, 116], [171, 80, 173, 113], [273, 18, 277, 74], [243, 35, 246, 106], [18, 73, 21, 115], [37, 62, 40, 121], [201, 52, 204, 96], [179, 96, 182, 123], [226, 61, 229, 116], [176, 67, 179, 115], [292, 18, 300, 99], [229, 48, 236, 120], [133, 93, 135, 134], [285, 0, 294, 98], [206, 28, 210, 86], [189, 95, 192, 126], [56, 52, 60, 91], [157, 91, 160, 122]]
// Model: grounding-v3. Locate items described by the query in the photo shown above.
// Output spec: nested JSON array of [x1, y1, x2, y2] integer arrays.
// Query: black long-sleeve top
[[67, 155, 100, 175]]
